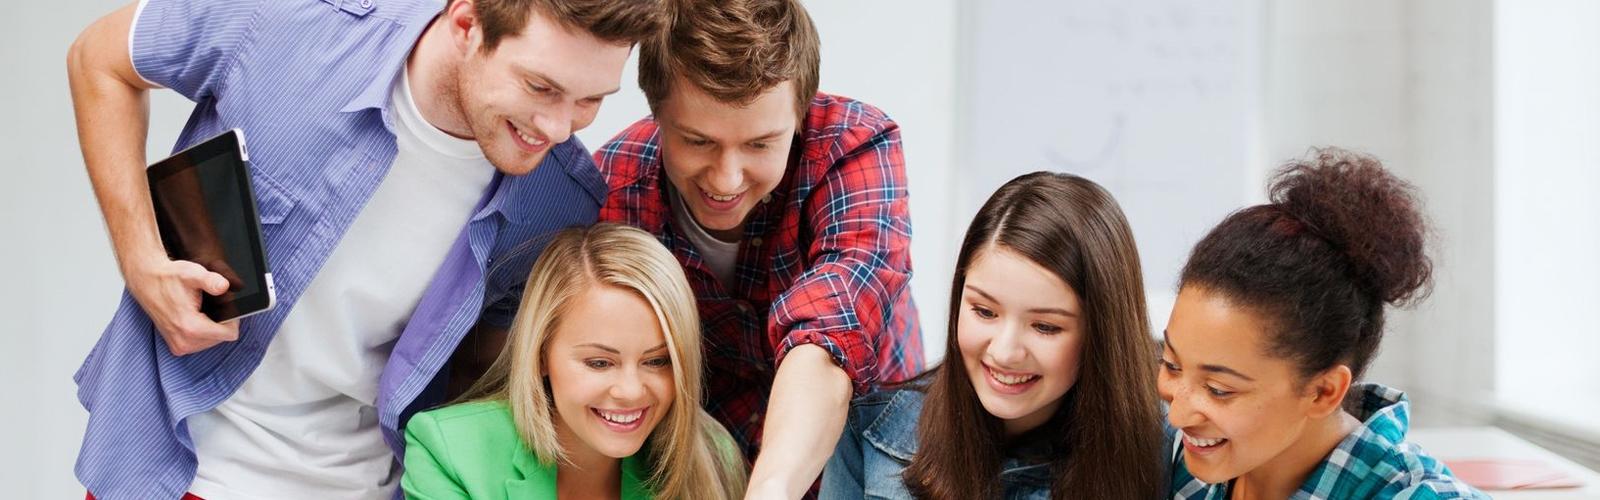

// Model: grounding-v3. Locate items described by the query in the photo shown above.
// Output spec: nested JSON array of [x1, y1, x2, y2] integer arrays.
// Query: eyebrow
[[1161, 330, 1256, 382], [964, 285, 1078, 318], [675, 123, 790, 143], [574, 343, 670, 355], [524, 69, 620, 99]]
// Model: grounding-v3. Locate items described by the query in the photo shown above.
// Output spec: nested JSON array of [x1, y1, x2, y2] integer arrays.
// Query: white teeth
[[1182, 431, 1226, 448], [991, 370, 1038, 385], [513, 125, 546, 147], [597, 409, 642, 424], [706, 192, 738, 202]]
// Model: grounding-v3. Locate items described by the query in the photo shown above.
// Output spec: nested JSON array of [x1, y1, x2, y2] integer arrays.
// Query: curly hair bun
[[1268, 148, 1433, 306]]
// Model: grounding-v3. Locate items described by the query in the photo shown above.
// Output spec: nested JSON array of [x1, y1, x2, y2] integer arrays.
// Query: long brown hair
[[902, 172, 1164, 499]]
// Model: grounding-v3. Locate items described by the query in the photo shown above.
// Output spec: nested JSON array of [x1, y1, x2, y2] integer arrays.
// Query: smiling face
[[956, 245, 1086, 436], [1157, 286, 1326, 484], [655, 78, 800, 241], [544, 284, 675, 460], [451, 5, 631, 175]]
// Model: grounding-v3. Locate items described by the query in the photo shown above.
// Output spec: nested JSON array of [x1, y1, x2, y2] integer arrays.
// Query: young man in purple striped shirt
[[67, 0, 659, 497]]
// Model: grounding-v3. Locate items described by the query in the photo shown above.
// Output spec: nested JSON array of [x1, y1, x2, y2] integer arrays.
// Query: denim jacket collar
[[862, 389, 1055, 487]]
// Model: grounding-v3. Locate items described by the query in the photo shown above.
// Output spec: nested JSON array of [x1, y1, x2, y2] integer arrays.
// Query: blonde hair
[[460, 223, 747, 499]]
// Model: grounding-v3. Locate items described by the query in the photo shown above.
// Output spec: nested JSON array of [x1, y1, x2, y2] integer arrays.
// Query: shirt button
[[761, 194, 772, 204], [737, 303, 753, 314], [751, 237, 764, 247], [360, 0, 373, 7]]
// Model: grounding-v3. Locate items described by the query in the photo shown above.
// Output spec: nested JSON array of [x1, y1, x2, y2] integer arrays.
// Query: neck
[[407, 15, 473, 138], [556, 459, 622, 500], [706, 224, 744, 244], [554, 421, 623, 500], [1232, 411, 1361, 500]]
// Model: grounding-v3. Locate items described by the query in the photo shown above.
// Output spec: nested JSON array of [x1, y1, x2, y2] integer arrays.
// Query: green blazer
[[402, 400, 653, 500]]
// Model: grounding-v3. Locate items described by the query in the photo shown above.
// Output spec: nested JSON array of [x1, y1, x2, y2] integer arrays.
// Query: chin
[[594, 438, 648, 459], [691, 211, 744, 232], [1186, 460, 1241, 485], [488, 151, 545, 176], [973, 392, 1031, 420]]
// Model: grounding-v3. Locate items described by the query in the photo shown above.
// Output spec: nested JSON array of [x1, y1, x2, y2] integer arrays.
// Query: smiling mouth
[[1181, 430, 1229, 453], [508, 121, 549, 151], [592, 407, 648, 433], [699, 188, 744, 210], [983, 364, 1041, 394]]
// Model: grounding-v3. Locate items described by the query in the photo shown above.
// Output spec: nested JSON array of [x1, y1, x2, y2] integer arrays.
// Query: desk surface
[[1411, 426, 1600, 499]]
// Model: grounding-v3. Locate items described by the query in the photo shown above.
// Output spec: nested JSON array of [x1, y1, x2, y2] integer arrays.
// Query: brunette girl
[[1159, 150, 1485, 499], [822, 171, 1166, 499]]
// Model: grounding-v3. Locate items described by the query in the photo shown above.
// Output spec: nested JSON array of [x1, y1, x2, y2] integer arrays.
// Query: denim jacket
[[820, 388, 1053, 500]]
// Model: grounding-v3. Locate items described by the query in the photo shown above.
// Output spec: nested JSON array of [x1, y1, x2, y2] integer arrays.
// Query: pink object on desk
[[1446, 459, 1588, 490]]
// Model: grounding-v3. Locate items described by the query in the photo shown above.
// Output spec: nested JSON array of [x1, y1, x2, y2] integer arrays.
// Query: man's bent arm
[[745, 343, 852, 500], [68, 2, 237, 355]]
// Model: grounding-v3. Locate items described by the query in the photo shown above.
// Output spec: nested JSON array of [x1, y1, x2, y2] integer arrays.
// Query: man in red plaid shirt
[[593, 0, 924, 496]]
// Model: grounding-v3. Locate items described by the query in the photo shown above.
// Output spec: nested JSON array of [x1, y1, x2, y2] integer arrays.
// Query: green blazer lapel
[[504, 449, 654, 499], [505, 445, 557, 498], [619, 454, 654, 500]]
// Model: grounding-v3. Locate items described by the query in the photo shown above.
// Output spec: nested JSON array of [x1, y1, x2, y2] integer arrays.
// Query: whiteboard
[[961, 0, 1263, 320]]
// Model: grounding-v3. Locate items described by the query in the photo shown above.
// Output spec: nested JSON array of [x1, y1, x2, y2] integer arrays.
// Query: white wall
[[1493, 0, 1600, 433], [957, 0, 1266, 337], [1, 0, 193, 494], [1259, 1, 1501, 431], [1261, 0, 1416, 385], [1396, 0, 1498, 427]]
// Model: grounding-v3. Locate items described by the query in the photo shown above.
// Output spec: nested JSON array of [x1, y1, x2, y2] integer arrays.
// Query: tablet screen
[[148, 130, 273, 321]]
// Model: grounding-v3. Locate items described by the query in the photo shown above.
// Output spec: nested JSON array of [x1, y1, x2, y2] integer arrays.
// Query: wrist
[[743, 475, 795, 500], [117, 246, 168, 281]]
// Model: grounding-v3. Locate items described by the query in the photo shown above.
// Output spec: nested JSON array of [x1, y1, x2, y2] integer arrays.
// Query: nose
[[532, 102, 574, 145], [1164, 381, 1205, 429], [986, 322, 1029, 368], [703, 150, 744, 194], [609, 367, 646, 402]]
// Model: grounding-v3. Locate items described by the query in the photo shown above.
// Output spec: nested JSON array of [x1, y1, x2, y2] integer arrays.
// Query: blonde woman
[[402, 224, 747, 499]]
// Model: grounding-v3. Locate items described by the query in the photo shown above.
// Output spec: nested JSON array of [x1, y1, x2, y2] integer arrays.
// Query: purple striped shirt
[[72, 0, 606, 497]]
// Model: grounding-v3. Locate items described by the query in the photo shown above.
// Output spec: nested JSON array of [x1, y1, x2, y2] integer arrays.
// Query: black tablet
[[147, 129, 276, 322]]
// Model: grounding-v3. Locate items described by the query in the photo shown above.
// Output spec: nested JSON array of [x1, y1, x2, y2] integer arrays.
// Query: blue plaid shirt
[[1169, 383, 1487, 499]]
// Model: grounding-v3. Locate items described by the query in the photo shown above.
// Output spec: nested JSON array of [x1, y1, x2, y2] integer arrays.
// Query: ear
[[443, 0, 482, 55], [1302, 364, 1353, 418]]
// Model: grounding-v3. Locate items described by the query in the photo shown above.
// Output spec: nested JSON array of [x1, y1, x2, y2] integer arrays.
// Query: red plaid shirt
[[595, 93, 924, 457]]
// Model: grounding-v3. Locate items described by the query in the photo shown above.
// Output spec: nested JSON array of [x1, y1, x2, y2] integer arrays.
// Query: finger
[[202, 271, 232, 296], [214, 263, 245, 288], [218, 319, 241, 341], [174, 261, 219, 291], [177, 312, 237, 343], [166, 336, 221, 357], [177, 263, 232, 296]]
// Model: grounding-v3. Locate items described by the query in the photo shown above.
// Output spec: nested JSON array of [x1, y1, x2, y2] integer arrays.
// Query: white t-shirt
[[186, 68, 495, 500], [671, 186, 741, 287]]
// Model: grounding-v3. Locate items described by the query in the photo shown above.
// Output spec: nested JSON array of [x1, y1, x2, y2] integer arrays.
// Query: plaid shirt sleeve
[[770, 114, 914, 396]]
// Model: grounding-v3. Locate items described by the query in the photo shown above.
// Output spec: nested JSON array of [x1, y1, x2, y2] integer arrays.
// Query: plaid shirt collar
[[1170, 383, 1485, 499], [595, 93, 925, 458]]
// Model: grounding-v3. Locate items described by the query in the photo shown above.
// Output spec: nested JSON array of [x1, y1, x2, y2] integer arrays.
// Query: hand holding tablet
[[144, 129, 276, 331]]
